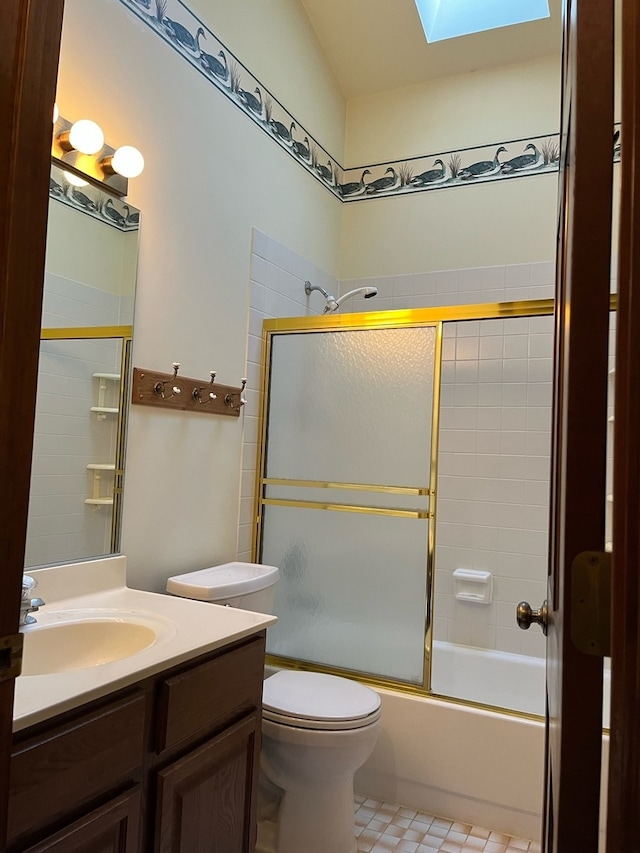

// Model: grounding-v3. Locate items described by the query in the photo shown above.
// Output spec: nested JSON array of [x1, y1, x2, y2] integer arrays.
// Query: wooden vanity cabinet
[[7, 632, 266, 853]]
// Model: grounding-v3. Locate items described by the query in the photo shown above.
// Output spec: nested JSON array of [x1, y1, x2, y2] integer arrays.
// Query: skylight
[[415, 0, 551, 43]]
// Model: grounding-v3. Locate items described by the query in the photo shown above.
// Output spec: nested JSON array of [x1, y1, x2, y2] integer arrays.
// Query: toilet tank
[[166, 562, 279, 613]]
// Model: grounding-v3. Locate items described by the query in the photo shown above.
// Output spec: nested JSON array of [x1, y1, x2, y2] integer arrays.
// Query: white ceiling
[[299, 0, 563, 100]]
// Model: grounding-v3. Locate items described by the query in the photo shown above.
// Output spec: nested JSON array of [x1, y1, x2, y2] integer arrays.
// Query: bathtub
[[431, 640, 546, 716], [355, 641, 611, 842]]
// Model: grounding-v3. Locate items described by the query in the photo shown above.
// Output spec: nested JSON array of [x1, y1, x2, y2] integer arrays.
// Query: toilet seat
[[262, 671, 381, 731]]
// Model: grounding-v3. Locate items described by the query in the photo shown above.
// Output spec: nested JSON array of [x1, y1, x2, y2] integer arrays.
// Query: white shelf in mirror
[[92, 373, 121, 419], [86, 463, 116, 509]]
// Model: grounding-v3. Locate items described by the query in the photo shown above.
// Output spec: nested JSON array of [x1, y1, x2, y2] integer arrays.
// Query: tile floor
[[355, 796, 541, 853]]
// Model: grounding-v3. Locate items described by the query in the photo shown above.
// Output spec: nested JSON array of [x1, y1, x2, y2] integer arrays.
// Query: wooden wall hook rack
[[131, 366, 246, 417]]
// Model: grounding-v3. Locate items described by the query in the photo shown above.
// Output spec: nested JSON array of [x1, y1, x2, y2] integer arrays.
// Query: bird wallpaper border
[[49, 164, 140, 232], [118, 0, 621, 203]]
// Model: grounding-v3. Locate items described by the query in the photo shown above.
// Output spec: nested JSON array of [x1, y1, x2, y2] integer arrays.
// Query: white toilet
[[166, 562, 382, 853]]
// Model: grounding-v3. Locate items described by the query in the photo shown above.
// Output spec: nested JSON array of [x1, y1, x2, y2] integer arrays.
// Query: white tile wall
[[236, 229, 339, 562], [433, 315, 553, 661]]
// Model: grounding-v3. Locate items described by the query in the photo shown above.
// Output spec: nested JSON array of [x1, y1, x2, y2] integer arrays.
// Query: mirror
[[24, 164, 140, 568]]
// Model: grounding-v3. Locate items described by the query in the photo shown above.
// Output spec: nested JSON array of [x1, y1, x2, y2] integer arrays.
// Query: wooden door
[[0, 0, 65, 847], [606, 0, 640, 848], [543, 0, 615, 850], [155, 712, 261, 853]]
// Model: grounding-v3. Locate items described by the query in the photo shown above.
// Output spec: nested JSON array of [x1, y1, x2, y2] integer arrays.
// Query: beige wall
[[55, 1, 575, 590], [56, 0, 344, 590], [341, 55, 562, 278], [46, 201, 138, 298], [339, 171, 559, 278], [188, 0, 346, 159], [345, 55, 561, 165]]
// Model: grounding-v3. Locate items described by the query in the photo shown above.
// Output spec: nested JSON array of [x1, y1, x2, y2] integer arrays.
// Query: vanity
[[8, 557, 276, 853]]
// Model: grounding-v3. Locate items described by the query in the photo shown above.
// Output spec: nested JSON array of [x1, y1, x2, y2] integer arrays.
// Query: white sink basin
[[21, 619, 157, 676]]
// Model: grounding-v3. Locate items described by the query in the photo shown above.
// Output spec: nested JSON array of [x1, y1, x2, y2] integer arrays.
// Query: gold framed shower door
[[252, 299, 557, 698]]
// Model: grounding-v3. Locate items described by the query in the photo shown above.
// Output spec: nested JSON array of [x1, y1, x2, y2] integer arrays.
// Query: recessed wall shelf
[[132, 365, 246, 417]]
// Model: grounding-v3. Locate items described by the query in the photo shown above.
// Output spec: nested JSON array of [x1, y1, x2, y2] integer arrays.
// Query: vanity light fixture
[[58, 119, 105, 155], [102, 145, 145, 180], [52, 112, 144, 197], [63, 171, 89, 188]]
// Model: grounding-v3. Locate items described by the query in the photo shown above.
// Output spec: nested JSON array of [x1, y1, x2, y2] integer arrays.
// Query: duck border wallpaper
[[118, 0, 621, 203], [49, 164, 140, 232]]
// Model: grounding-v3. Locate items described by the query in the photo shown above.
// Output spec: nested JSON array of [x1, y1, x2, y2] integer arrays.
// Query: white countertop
[[14, 556, 276, 732]]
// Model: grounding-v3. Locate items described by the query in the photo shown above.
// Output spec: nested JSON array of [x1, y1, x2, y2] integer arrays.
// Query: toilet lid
[[262, 671, 381, 726]]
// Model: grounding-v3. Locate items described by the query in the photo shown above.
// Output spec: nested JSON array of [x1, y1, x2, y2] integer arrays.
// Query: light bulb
[[110, 146, 145, 178], [53, 102, 59, 123], [63, 171, 89, 188], [68, 119, 104, 155]]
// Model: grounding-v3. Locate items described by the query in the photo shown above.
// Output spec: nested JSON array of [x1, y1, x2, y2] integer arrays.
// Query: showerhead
[[334, 286, 378, 310], [304, 281, 378, 314]]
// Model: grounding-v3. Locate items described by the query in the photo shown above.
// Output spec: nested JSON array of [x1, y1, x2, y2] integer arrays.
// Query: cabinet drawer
[[156, 636, 265, 752], [21, 787, 141, 853], [9, 693, 146, 846]]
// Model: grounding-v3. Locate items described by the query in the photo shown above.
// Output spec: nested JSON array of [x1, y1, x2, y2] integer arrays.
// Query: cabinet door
[[9, 693, 146, 846], [155, 712, 260, 853], [22, 787, 141, 853]]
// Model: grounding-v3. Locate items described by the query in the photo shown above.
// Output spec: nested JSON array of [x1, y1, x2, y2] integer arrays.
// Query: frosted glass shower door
[[258, 325, 439, 685]]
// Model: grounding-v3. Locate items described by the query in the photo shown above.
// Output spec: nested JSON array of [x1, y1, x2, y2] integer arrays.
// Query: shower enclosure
[[253, 298, 609, 716], [257, 319, 441, 686]]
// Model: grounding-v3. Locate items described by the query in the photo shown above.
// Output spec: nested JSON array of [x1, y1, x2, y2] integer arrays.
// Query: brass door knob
[[516, 600, 548, 635]]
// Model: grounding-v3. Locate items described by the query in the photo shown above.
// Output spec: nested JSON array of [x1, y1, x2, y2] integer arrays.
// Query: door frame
[[0, 0, 65, 844], [606, 0, 640, 846], [545, 0, 614, 846]]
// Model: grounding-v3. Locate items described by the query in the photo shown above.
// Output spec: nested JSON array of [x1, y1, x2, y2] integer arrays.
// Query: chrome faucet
[[20, 575, 45, 626]]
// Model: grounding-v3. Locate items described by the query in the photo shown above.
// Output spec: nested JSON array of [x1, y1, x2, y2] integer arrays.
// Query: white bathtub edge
[[356, 688, 545, 841]]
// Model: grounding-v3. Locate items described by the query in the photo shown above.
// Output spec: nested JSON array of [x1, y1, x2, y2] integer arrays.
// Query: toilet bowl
[[260, 669, 381, 853], [166, 562, 382, 853]]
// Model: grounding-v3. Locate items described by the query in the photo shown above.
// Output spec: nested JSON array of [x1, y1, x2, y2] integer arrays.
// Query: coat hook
[[192, 371, 218, 403], [225, 378, 247, 409], [154, 362, 182, 399]]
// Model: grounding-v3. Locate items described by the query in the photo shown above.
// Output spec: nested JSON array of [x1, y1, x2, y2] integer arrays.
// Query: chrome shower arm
[[304, 280, 331, 300]]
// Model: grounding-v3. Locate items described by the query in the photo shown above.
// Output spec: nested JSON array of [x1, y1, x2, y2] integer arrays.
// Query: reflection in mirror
[[24, 165, 140, 568]]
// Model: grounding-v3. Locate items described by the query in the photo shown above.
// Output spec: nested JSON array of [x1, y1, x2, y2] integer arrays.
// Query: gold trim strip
[[262, 299, 556, 332], [424, 322, 443, 691], [263, 477, 431, 496], [261, 497, 431, 519], [41, 326, 133, 340], [110, 338, 131, 553]]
